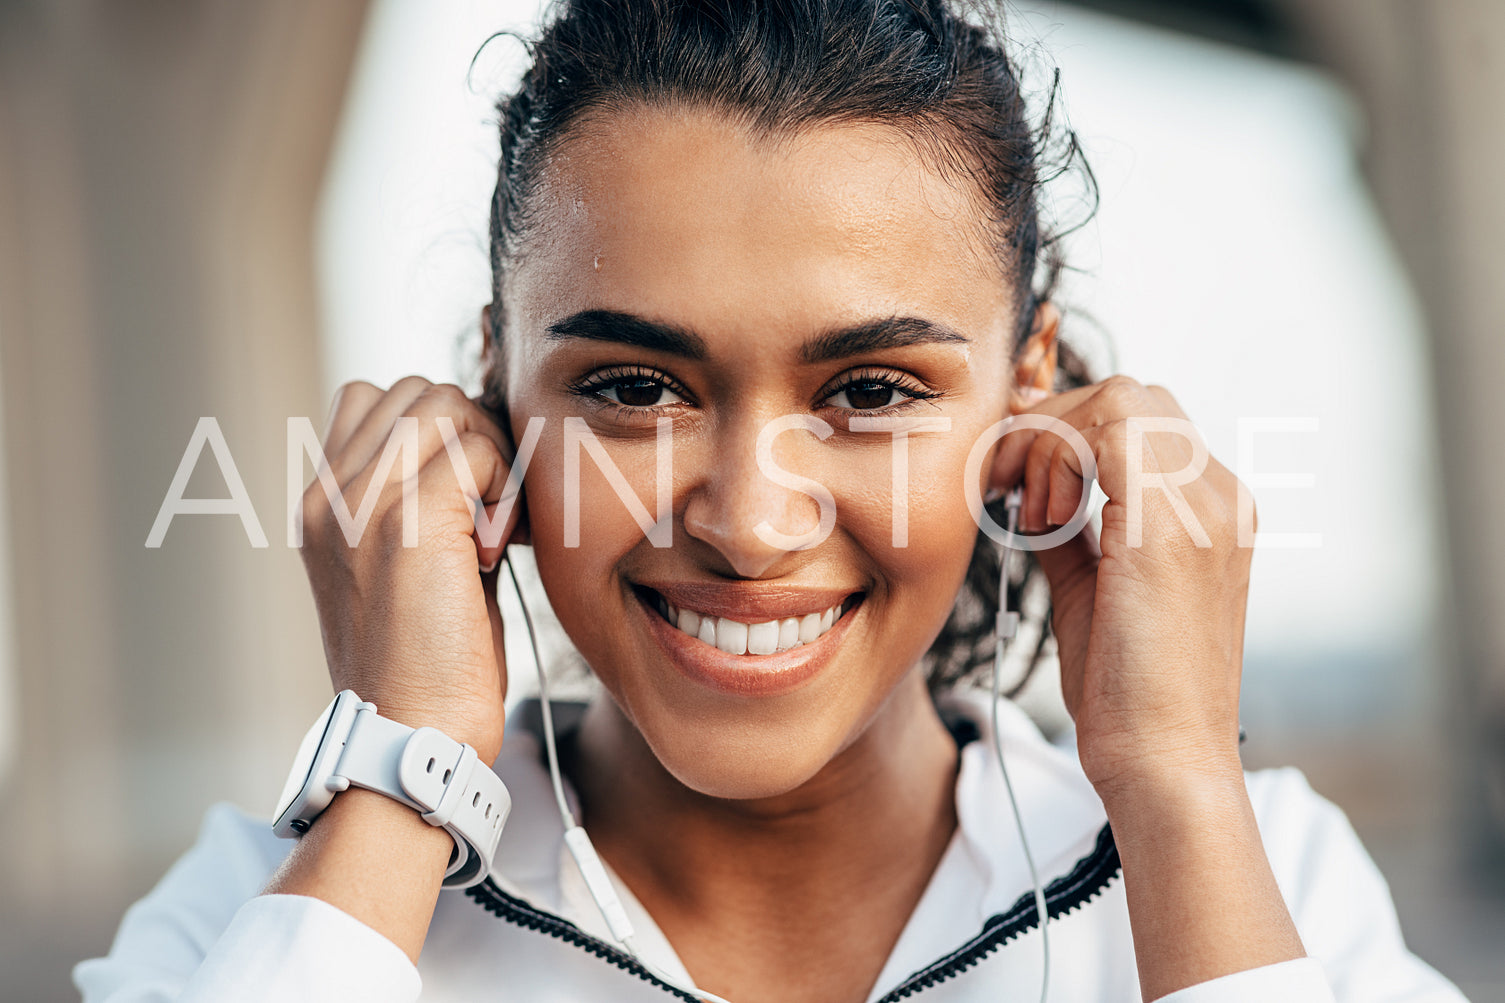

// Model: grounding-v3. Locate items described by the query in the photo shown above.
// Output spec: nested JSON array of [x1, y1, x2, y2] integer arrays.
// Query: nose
[[681, 414, 835, 578]]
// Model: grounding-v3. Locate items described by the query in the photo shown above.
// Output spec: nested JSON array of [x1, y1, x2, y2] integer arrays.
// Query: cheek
[[823, 435, 988, 643], [516, 427, 666, 664]]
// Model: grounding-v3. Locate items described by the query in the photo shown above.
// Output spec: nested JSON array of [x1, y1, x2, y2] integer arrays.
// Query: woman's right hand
[[297, 376, 524, 765]]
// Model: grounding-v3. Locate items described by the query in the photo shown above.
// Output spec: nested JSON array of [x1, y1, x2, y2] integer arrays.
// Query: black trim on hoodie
[[465, 822, 1120, 1000]]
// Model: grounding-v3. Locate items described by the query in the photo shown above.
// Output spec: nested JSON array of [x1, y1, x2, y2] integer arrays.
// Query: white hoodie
[[74, 690, 1469, 1003]]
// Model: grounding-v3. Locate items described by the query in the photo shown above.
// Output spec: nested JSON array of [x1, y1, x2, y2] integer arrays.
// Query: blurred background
[[1, 0, 1502, 998]]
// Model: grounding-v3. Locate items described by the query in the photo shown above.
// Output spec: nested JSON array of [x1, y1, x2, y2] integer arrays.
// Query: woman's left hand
[[992, 374, 1256, 803]]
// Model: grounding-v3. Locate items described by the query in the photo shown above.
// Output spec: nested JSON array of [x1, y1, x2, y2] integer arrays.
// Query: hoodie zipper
[[465, 822, 1120, 1001]]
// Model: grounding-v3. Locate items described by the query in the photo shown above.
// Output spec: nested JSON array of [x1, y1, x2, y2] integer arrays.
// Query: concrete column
[[0, 1, 368, 996], [1278, 0, 1505, 874]]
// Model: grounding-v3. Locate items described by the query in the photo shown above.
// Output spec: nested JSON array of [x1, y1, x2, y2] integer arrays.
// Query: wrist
[[275, 689, 511, 889], [266, 787, 454, 964], [1090, 757, 1305, 1000], [1091, 752, 1248, 831], [311, 786, 458, 857]]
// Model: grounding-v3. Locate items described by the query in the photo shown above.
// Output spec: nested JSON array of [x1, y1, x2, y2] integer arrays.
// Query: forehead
[[507, 103, 1013, 348]]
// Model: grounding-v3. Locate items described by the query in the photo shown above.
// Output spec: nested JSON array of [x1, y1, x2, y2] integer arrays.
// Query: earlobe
[[1009, 300, 1059, 414]]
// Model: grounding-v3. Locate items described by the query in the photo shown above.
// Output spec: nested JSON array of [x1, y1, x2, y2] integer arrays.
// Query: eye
[[568, 365, 692, 412], [598, 376, 685, 408], [819, 368, 941, 413], [827, 380, 906, 411]]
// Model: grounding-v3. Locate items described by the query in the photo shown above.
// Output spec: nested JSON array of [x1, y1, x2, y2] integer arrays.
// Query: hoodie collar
[[477, 690, 1115, 996]]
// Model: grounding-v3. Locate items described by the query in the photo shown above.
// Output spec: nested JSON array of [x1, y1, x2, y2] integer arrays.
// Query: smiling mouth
[[634, 586, 861, 656]]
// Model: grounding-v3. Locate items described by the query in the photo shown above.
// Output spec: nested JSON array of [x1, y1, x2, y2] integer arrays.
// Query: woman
[[77, 1, 1467, 1001]]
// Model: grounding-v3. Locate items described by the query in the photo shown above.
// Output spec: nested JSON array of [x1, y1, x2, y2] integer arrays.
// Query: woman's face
[[502, 104, 1016, 799]]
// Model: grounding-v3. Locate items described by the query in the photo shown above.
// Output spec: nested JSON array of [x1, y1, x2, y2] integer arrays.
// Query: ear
[[475, 303, 532, 547], [1008, 300, 1059, 415], [479, 302, 498, 367], [477, 302, 509, 408]]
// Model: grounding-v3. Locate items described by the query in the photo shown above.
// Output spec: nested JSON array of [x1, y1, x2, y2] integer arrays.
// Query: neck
[[565, 671, 959, 965]]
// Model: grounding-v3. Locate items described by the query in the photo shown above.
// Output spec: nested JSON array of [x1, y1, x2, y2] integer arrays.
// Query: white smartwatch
[[273, 689, 511, 889]]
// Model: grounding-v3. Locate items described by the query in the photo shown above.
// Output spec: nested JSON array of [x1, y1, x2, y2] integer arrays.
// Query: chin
[[601, 666, 881, 801], [639, 711, 847, 801]]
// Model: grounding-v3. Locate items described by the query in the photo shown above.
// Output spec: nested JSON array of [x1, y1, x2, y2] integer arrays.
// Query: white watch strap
[[334, 705, 510, 888]]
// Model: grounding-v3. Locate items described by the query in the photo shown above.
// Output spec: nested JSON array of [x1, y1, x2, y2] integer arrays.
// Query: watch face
[[273, 694, 342, 830]]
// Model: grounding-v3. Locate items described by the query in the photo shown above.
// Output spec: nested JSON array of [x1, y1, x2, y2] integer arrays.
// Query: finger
[[1046, 434, 1089, 528], [346, 382, 515, 499], [412, 428, 521, 569], [471, 392, 518, 464], [331, 375, 434, 485], [322, 380, 383, 456], [988, 382, 1102, 495], [1031, 515, 1101, 715], [1052, 418, 1139, 509], [470, 392, 530, 546], [1143, 383, 1189, 421], [481, 570, 510, 718], [992, 425, 1045, 497], [1032, 510, 1101, 590], [403, 384, 513, 470], [408, 390, 521, 569], [1004, 376, 1176, 520], [1015, 390, 1110, 532], [1020, 421, 1065, 533]]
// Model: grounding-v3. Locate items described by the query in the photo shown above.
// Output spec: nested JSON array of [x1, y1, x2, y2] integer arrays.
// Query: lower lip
[[634, 590, 861, 698]]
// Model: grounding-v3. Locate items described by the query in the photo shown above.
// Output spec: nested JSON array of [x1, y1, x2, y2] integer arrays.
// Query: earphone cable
[[503, 549, 734, 1003], [994, 488, 1050, 1003], [502, 552, 574, 829]]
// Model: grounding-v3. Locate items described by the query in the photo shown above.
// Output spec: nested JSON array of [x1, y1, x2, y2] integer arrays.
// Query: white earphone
[[501, 482, 1048, 1003]]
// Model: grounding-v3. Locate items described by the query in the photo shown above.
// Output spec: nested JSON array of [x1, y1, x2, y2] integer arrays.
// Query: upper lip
[[634, 580, 863, 623]]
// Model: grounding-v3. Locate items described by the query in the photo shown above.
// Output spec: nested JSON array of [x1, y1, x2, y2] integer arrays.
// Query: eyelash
[[567, 365, 694, 415], [567, 364, 943, 416], [817, 367, 944, 415]]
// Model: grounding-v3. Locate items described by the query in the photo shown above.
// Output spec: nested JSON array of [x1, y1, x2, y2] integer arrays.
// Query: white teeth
[[798, 612, 821, 643], [656, 594, 854, 654], [715, 618, 748, 655], [747, 620, 779, 655]]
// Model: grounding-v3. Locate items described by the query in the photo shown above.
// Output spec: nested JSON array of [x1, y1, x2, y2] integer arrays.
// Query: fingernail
[[480, 556, 499, 574], [1018, 386, 1050, 406], [984, 486, 1005, 504]]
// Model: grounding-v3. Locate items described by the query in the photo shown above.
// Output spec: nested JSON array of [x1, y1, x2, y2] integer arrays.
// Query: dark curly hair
[[474, 0, 1101, 697]]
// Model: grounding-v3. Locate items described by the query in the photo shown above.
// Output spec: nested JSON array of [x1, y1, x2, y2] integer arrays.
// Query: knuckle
[[1097, 374, 1144, 412], [428, 382, 470, 408], [374, 486, 414, 536], [325, 380, 377, 428], [1144, 382, 1178, 407], [1025, 432, 1055, 472], [336, 378, 379, 398], [456, 428, 500, 459], [299, 479, 333, 523], [391, 374, 433, 397], [409, 382, 471, 422]]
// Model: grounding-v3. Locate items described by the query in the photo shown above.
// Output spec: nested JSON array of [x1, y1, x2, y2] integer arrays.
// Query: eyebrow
[[799, 316, 969, 363], [546, 310, 707, 359], [545, 309, 970, 363]]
